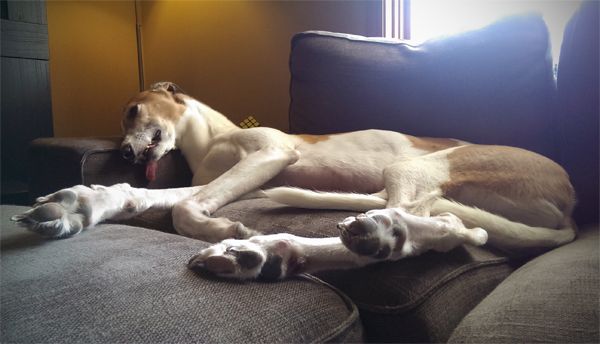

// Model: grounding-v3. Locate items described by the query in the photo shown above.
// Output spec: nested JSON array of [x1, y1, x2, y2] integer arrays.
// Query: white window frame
[[383, 0, 411, 40]]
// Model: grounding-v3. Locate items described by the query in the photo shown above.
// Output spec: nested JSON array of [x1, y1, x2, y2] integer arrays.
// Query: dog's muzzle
[[120, 142, 159, 163], [121, 144, 135, 162]]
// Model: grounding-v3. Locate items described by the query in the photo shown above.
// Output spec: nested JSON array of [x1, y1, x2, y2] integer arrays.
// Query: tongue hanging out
[[146, 160, 158, 181]]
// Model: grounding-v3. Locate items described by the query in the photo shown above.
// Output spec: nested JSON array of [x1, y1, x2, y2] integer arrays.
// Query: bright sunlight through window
[[386, 0, 583, 66]]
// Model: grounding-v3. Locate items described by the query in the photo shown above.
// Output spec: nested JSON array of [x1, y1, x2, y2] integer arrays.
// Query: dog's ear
[[150, 81, 184, 95], [126, 104, 141, 120]]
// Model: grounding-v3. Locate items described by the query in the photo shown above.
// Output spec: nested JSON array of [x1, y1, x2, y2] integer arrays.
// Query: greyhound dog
[[12, 82, 577, 280]]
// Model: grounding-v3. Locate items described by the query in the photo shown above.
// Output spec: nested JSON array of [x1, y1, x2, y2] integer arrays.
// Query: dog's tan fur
[[13, 82, 577, 280]]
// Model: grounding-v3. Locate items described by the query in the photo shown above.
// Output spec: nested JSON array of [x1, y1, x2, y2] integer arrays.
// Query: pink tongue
[[146, 160, 158, 181]]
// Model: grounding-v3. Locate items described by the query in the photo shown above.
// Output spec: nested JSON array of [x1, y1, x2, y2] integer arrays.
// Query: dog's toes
[[12, 203, 82, 239], [34, 189, 78, 207], [338, 213, 398, 259], [188, 242, 267, 280], [188, 235, 302, 281], [29, 203, 65, 222], [12, 203, 63, 225], [188, 253, 236, 274]]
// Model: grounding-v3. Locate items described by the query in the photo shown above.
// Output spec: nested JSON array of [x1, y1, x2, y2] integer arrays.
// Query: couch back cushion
[[556, 1, 599, 226], [289, 15, 557, 159]]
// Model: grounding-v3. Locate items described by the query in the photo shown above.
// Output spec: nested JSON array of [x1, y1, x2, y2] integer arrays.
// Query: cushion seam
[[298, 274, 363, 343], [354, 257, 510, 314], [80, 148, 120, 185]]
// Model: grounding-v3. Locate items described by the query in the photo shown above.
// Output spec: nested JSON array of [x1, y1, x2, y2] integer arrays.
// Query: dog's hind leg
[[11, 183, 202, 238], [188, 152, 488, 280], [338, 150, 488, 258], [338, 145, 578, 257]]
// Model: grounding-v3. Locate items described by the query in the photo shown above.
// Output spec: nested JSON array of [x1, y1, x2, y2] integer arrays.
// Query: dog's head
[[120, 81, 187, 181]]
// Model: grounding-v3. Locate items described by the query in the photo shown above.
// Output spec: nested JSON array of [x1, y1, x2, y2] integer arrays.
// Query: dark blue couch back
[[289, 6, 598, 225], [289, 15, 556, 158]]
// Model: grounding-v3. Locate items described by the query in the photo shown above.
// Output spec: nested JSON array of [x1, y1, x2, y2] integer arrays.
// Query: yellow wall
[[140, 0, 381, 131], [47, 0, 381, 136], [47, 1, 139, 137]]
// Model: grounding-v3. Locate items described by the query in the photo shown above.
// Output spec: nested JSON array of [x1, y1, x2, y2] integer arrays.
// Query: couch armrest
[[29, 137, 193, 202]]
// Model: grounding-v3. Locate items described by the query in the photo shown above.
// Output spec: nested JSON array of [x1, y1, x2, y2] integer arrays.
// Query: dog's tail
[[429, 198, 577, 253], [265, 187, 577, 252], [264, 187, 386, 212]]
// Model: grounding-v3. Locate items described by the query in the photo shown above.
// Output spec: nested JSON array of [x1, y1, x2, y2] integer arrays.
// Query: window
[[383, 0, 411, 39], [385, 0, 583, 66]]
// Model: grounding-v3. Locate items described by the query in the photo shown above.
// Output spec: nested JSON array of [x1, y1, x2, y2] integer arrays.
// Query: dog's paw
[[187, 234, 305, 280], [338, 208, 488, 258], [11, 187, 93, 238], [10, 184, 129, 239], [337, 210, 404, 259], [11, 201, 83, 239]]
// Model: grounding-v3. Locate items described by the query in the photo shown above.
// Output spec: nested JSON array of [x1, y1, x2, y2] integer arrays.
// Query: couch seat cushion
[[448, 226, 599, 343], [213, 199, 514, 342], [1, 205, 363, 343], [111, 198, 515, 342]]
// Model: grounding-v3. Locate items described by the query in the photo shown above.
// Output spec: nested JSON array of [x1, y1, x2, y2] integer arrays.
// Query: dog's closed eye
[[152, 130, 161, 143]]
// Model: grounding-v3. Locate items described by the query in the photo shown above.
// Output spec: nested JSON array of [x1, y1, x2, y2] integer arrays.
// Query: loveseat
[[2, 3, 598, 343]]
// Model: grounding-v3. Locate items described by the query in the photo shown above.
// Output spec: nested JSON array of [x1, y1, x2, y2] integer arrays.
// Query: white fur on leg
[[12, 183, 202, 238], [338, 208, 488, 260], [188, 233, 374, 280]]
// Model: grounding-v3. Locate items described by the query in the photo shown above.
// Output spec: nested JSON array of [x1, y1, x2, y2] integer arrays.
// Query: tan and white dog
[[12, 82, 577, 280]]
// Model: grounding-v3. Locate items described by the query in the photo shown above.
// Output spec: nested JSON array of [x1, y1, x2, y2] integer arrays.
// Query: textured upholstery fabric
[[1, 205, 364, 343], [347, 263, 514, 343], [289, 15, 558, 160], [213, 199, 514, 342], [124, 199, 513, 342], [124, 198, 358, 237], [448, 227, 599, 343], [29, 137, 192, 203], [556, 1, 599, 225]]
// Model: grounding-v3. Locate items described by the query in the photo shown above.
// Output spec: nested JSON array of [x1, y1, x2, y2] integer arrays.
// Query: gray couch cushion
[[448, 226, 599, 343], [316, 247, 513, 343], [95, 197, 514, 342], [1, 205, 363, 343], [212, 199, 514, 342], [29, 137, 193, 203]]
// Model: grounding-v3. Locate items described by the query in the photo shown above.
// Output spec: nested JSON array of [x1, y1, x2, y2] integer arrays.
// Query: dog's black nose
[[121, 144, 135, 161]]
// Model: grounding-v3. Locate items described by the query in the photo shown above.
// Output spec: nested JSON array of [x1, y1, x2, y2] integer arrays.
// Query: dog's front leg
[[172, 146, 299, 242], [11, 184, 202, 238], [188, 234, 376, 280]]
